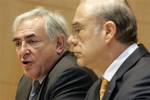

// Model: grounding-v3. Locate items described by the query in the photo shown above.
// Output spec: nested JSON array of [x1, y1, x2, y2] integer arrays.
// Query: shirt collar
[[103, 43, 138, 81], [32, 75, 46, 85]]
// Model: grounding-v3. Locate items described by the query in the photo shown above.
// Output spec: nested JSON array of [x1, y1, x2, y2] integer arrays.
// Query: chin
[[24, 70, 35, 79], [77, 59, 86, 67]]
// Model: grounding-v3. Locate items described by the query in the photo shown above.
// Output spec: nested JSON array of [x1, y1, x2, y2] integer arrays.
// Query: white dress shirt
[[103, 43, 138, 81]]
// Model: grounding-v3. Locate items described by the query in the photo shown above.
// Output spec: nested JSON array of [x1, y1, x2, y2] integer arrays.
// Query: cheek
[[17, 52, 20, 59], [16, 50, 24, 62], [35, 50, 48, 60], [33, 52, 48, 69], [82, 38, 100, 55], [29, 49, 44, 63], [37, 46, 56, 62]]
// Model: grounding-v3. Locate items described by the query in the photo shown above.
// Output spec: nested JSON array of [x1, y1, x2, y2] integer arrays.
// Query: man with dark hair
[[68, 0, 150, 99], [12, 7, 97, 100]]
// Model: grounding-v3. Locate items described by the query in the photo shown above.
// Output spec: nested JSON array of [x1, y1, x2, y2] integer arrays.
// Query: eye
[[72, 23, 85, 40], [28, 39, 35, 43], [73, 26, 84, 35], [27, 39, 38, 44], [26, 38, 41, 47], [76, 28, 82, 34], [14, 41, 22, 48]]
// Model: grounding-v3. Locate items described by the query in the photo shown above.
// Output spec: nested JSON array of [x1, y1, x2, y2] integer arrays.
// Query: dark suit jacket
[[85, 44, 150, 100], [15, 52, 98, 100]]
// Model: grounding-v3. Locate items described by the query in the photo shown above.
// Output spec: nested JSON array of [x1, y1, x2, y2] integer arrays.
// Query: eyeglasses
[[72, 23, 85, 40]]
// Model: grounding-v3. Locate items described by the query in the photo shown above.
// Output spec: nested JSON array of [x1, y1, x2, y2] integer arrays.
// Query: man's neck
[[95, 42, 130, 77]]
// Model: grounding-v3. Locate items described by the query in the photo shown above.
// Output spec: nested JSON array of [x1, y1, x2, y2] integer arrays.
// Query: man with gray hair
[[68, 0, 150, 99], [12, 7, 97, 100]]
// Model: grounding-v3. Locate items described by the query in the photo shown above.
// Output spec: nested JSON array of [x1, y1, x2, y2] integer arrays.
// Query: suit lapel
[[24, 82, 32, 100], [16, 75, 32, 100], [103, 44, 149, 100], [23, 76, 32, 100], [85, 79, 102, 100]]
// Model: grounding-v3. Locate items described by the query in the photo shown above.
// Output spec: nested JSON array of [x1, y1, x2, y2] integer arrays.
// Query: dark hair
[[99, 1, 137, 44]]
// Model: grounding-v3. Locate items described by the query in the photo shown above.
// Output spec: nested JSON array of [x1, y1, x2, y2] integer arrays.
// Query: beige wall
[[0, 0, 149, 100], [128, 0, 150, 48]]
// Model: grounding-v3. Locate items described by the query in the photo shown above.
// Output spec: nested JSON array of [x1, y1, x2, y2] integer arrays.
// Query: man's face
[[12, 17, 58, 80], [68, 5, 106, 68]]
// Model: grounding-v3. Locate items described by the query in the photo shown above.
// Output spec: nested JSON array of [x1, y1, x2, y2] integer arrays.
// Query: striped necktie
[[29, 81, 41, 100]]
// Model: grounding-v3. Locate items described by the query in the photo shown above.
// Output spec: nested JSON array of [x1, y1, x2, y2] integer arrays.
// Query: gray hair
[[13, 7, 69, 40], [81, 0, 137, 44]]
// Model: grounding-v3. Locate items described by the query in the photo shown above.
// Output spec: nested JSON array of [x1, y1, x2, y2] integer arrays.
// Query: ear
[[103, 21, 117, 43], [56, 34, 65, 55]]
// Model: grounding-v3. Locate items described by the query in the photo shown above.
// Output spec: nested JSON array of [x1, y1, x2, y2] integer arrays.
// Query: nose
[[67, 35, 78, 46], [67, 35, 78, 52], [17, 42, 31, 59]]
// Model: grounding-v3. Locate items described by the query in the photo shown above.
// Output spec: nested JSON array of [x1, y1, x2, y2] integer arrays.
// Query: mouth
[[74, 52, 81, 58], [21, 61, 32, 68]]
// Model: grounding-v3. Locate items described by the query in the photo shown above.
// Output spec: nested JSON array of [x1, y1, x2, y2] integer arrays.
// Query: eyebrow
[[12, 33, 36, 42], [72, 22, 81, 28], [72, 22, 85, 31]]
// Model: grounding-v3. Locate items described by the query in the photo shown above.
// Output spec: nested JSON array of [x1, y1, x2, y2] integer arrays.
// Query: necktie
[[29, 81, 41, 100], [99, 78, 109, 100]]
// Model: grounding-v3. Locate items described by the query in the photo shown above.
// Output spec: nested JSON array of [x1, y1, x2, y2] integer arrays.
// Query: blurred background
[[0, 0, 149, 99]]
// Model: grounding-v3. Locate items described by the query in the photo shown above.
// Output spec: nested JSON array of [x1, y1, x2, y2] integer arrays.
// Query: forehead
[[73, 3, 97, 25], [13, 17, 47, 40], [17, 17, 44, 32]]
